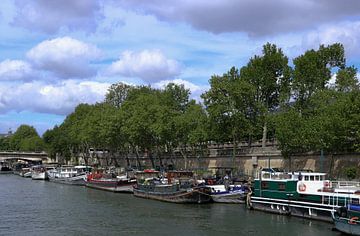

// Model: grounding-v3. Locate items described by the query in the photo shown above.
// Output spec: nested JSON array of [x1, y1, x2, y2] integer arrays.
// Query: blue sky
[[1, 0, 360, 135]]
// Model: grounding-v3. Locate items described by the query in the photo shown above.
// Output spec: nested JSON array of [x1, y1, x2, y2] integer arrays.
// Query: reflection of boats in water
[[86, 171, 136, 193], [248, 170, 360, 222], [208, 185, 249, 203], [48, 166, 91, 186], [332, 205, 360, 235], [133, 170, 212, 203], [0, 162, 13, 174]]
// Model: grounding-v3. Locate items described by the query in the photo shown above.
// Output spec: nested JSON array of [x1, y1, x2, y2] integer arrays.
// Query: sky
[[1, 0, 360, 135]]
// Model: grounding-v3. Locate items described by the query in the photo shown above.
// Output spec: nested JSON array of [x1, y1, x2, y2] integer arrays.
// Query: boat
[[332, 205, 360, 235], [31, 165, 48, 180], [0, 161, 13, 174], [85, 171, 136, 193], [20, 167, 32, 177], [247, 169, 360, 222], [48, 166, 91, 186], [133, 170, 212, 203], [208, 184, 249, 203]]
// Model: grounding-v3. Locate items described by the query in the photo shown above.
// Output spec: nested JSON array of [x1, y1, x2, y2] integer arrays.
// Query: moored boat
[[48, 166, 91, 186], [332, 204, 360, 235], [209, 184, 249, 203], [133, 170, 212, 203], [86, 171, 136, 193], [0, 162, 13, 174], [31, 166, 48, 180], [20, 167, 32, 177], [247, 170, 360, 222]]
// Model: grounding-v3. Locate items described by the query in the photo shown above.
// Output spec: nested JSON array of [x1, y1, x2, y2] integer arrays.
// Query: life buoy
[[349, 217, 359, 225], [298, 183, 306, 192], [324, 181, 330, 188]]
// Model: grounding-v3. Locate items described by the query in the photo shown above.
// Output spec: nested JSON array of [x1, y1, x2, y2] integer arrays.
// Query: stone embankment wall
[[84, 141, 360, 179]]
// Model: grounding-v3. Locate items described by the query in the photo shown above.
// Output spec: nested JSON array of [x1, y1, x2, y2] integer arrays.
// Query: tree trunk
[[134, 146, 142, 169], [180, 145, 188, 170], [262, 120, 267, 148], [148, 150, 155, 169]]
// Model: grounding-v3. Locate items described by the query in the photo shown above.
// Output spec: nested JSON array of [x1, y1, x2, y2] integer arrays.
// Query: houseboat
[[86, 171, 136, 193], [133, 170, 212, 203], [248, 170, 360, 222], [48, 166, 91, 185]]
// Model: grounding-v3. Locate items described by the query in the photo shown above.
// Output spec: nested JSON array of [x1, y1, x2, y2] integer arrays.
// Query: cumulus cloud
[[153, 78, 209, 101], [27, 37, 102, 79], [0, 60, 35, 81], [106, 49, 181, 82], [302, 21, 360, 58], [12, 0, 103, 34], [117, 0, 360, 37], [0, 80, 110, 115]]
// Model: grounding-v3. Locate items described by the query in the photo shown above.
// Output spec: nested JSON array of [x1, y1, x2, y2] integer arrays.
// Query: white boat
[[20, 167, 32, 177], [208, 184, 249, 203], [31, 166, 48, 180], [48, 166, 91, 185]]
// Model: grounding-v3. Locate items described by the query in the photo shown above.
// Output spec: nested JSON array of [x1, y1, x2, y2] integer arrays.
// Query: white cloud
[[0, 59, 34, 81], [0, 80, 110, 115], [26, 37, 102, 79], [153, 78, 209, 102], [302, 21, 360, 58], [12, 0, 103, 34], [106, 49, 181, 83]]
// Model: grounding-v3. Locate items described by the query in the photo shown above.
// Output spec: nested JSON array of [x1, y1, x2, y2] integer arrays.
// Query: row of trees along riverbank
[[1, 43, 359, 169]]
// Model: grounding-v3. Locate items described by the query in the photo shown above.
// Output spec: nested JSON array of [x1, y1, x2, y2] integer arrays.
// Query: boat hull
[[211, 191, 246, 203], [32, 172, 48, 180], [86, 179, 134, 193], [333, 216, 360, 235], [248, 196, 334, 222], [133, 187, 212, 203], [49, 175, 87, 186]]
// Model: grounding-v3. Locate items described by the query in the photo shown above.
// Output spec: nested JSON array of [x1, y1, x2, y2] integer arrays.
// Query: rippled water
[[0, 175, 341, 236]]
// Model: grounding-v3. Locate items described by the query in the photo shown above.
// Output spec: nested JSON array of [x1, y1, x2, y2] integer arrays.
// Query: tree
[[105, 82, 132, 108], [10, 125, 44, 151], [240, 43, 292, 147], [335, 66, 359, 92], [292, 43, 345, 112]]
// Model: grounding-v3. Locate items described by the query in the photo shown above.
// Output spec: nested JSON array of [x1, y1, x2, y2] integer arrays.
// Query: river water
[[0, 175, 341, 236]]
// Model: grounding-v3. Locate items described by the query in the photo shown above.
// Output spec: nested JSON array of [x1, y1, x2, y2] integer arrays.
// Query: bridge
[[0, 151, 50, 163]]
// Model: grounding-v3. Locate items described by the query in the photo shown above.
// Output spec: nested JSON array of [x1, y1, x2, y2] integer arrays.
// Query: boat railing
[[331, 181, 360, 189]]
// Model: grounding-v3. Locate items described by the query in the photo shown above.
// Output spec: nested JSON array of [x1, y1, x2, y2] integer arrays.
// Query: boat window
[[278, 183, 286, 191], [321, 176, 325, 181], [315, 176, 320, 181], [305, 176, 309, 181], [261, 181, 269, 189], [352, 199, 359, 205], [310, 176, 314, 181]]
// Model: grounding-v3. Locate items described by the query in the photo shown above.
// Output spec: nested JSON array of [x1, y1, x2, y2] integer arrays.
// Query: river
[[0, 175, 341, 236]]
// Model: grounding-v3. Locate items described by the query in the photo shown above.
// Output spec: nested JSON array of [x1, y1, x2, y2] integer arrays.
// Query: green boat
[[247, 170, 360, 222]]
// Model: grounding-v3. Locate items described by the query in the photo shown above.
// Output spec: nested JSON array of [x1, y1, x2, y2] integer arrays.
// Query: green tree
[[105, 82, 132, 108], [10, 125, 44, 151], [240, 43, 292, 147]]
